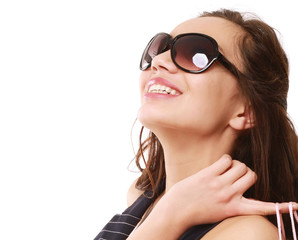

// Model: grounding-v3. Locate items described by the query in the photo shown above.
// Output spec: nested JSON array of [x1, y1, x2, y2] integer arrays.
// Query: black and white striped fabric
[[94, 190, 155, 240], [94, 182, 219, 240]]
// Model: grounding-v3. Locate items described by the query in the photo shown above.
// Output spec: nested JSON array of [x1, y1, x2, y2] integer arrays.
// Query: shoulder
[[202, 215, 279, 240], [127, 178, 144, 207]]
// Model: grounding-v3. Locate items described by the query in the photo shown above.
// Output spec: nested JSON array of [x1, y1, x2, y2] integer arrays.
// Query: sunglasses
[[140, 32, 241, 77]]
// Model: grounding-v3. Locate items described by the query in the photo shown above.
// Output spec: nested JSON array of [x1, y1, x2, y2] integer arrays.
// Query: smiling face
[[137, 17, 247, 137]]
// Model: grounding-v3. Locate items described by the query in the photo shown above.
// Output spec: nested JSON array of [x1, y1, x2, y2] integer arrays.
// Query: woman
[[95, 9, 298, 240]]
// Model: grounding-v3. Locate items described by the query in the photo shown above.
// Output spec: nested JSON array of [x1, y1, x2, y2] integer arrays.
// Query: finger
[[291, 202, 298, 211], [205, 154, 233, 176], [239, 198, 276, 215], [232, 167, 257, 194], [240, 198, 298, 215], [219, 160, 248, 185]]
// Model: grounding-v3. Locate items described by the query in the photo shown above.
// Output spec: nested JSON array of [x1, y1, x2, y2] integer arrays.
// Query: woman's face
[[138, 17, 246, 136]]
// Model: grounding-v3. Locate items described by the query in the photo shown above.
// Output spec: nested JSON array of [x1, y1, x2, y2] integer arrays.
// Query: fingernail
[[223, 154, 232, 161], [292, 202, 298, 209]]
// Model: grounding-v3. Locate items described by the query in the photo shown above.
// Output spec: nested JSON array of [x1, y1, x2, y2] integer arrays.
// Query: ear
[[229, 104, 254, 130]]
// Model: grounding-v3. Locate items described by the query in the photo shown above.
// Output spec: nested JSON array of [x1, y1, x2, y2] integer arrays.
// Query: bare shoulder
[[127, 178, 144, 207], [202, 215, 279, 240]]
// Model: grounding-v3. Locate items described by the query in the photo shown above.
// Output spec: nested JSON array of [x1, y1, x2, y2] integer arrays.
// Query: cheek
[[139, 71, 150, 101], [183, 75, 241, 131]]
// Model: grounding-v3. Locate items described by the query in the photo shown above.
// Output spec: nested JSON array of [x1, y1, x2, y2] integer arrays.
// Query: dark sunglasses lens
[[173, 35, 217, 72], [140, 33, 169, 70]]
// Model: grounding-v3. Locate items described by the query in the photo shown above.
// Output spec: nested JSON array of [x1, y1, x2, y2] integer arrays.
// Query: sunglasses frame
[[140, 32, 242, 78]]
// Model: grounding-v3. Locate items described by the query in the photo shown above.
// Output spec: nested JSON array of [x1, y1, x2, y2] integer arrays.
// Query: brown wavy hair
[[134, 9, 298, 239]]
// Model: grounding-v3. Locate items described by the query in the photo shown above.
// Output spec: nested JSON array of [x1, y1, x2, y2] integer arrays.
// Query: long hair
[[134, 9, 298, 239]]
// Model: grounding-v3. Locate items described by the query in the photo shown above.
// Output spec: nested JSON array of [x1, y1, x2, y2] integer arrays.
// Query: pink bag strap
[[276, 203, 285, 240], [276, 202, 298, 240], [289, 202, 298, 240]]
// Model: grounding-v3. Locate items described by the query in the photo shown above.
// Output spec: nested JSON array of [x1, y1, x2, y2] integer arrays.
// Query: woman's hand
[[152, 154, 297, 235], [128, 154, 297, 240]]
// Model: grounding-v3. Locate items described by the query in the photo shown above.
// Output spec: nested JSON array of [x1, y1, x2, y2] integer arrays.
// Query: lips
[[145, 77, 182, 97]]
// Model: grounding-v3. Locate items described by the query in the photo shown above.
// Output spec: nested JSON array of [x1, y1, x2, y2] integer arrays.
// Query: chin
[[137, 106, 169, 129]]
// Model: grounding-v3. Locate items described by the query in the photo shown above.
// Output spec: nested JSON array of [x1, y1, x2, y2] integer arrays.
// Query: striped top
[[94, 182, 219, 240]]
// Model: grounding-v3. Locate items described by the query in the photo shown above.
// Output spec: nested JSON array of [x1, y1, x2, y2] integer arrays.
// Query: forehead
[[171, 17, 244, 59]]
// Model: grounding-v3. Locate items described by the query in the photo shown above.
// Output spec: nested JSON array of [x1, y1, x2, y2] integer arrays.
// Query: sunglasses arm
[[218, 53, 242, 79]]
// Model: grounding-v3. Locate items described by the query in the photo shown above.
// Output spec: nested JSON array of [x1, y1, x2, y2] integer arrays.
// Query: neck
[[154, 127, 237, 192]]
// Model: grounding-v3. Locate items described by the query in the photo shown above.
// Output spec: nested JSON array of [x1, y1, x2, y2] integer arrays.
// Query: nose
[[151, 50, 178, 74]]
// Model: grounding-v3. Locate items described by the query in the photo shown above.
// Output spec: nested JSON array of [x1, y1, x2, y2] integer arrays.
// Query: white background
[[0, 0, 297, 239]]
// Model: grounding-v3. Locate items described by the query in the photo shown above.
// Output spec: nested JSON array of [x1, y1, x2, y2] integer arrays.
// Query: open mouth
[[147, 84, 180, 95]]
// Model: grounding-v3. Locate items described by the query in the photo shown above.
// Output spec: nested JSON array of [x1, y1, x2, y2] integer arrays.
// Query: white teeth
[[166, 87, 171, 92], [148, 84, 179, 95], [170, 90, 176, 95]]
